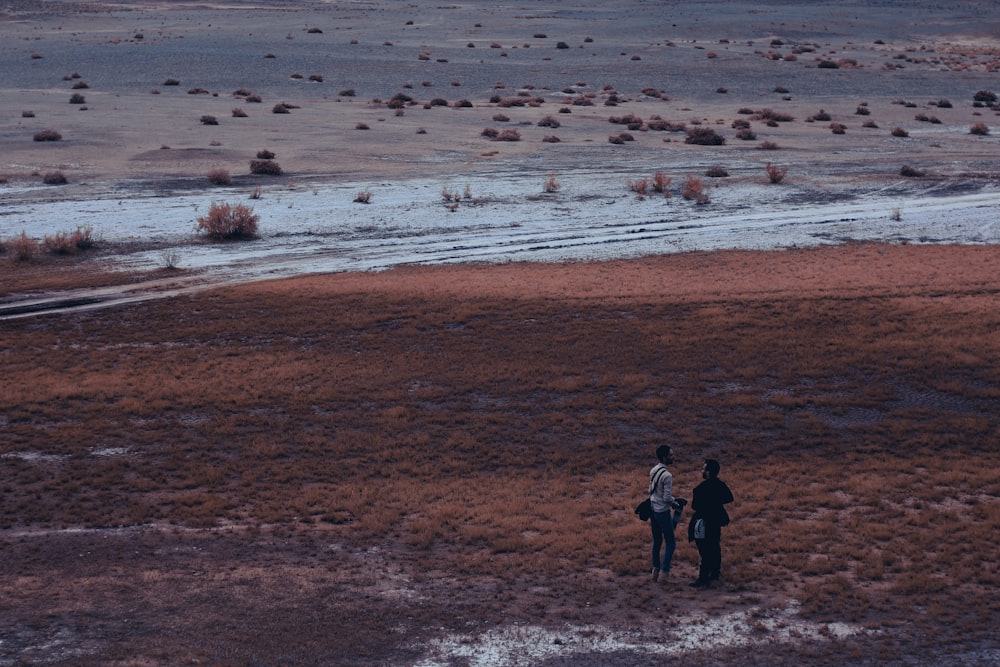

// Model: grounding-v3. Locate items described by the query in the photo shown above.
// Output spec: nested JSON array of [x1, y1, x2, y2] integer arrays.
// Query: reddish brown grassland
[[1, 243, 998, 665]]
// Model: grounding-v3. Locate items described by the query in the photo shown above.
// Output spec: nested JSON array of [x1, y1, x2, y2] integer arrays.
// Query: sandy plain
[[2, 1, 1000, 665]]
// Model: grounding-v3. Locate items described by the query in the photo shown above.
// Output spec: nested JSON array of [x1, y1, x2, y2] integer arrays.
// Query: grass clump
[[250, 159, 283, 176], [207, 169, 232, 186], [196, 202, 259, 239], [685, 127, 725, 145], [33, 129, 62, 142]]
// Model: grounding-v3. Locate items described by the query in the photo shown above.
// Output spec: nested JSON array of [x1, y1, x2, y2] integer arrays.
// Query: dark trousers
[[695, 524, 722, 582]]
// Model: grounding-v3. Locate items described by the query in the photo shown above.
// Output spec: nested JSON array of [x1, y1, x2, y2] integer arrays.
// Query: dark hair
[[656, 445, 672, 461], [704, 459, 721, 477]]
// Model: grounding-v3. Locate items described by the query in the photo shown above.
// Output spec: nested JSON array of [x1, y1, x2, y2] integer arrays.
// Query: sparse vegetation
[[196, 202, 260, 239], [682, 174, 709, 203], [8, 230, 38, 260], [200, 115, 218, 125], [685, 127, 725, 146], [891, 127, 909, 137], [900, 164, 925, 177], [207, 168, 232, 186], [42, 171, 67, 185], [542, 173, 560, 193], [353, 189, 373, 203], [249, 159, 283, 176], [969, 122, 990, 136], [33, 129, 62, 142], [765, 162, 788, 183]]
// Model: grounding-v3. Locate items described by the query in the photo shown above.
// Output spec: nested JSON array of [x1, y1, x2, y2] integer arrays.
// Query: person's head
[[703, 459, 721, 479], [656, 445, 674, 464]]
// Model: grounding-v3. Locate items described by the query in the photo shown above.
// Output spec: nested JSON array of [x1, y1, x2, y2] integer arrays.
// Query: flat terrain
[[1, 1, 1000, 665]]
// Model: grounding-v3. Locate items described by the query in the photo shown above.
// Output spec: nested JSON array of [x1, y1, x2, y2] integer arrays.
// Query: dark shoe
[[689, 579, 709, 588]]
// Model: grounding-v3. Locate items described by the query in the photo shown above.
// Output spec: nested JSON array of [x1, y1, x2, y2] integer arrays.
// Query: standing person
[[688, 459, 734, 588], [649, 445, 684, 582]]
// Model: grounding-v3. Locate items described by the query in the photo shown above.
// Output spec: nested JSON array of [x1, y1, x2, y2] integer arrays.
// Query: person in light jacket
[[688, 458, 734, 588], [648, 445, 685, 582]]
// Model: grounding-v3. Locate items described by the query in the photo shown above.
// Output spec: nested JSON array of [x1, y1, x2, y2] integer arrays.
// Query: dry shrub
[[250, 159, 283, 176], [353, 189, 372, 204], [829, 122, 847, 134], [969, 122, 990, 135], [256, 150, 276, 160], [627, 177, 649, 198], [272, 103, 291, 114], [246, 94, 262, 103], [355, 122, 370, 130], [537, 115, 560, 128], [21, 110, 35, 118], [69, 93, 86, 104], [736, 128, 756, 140], [33, 129, 62, 142], [652, 172, 671, 193], [71, 224, 95, 250], [43, 231, 74, 255], [43, 171, 67, 185], [163, 78, 180, 86], [808, 109, 831, 121], [542, 173, 560, 193], [752, 108, 794, 122], [541, 135, 560, 143], [231, 108, 247, 118], [900, 164, 925, 177], [196, 202, 259, 239], [765, 162, 788, 183], [685, 127, 725, 145], [891, 127, 909, 137], [682, 174, 709, 203], [705, 166, 729, 177], [758, 140, 779, 150], [200, 115, 218, 125], [339, 88, 356, 97], [480, 127, 499, 138], [8, 231, 38, 260], [493, 128, 521, 142], [207, 168, 232, 186]]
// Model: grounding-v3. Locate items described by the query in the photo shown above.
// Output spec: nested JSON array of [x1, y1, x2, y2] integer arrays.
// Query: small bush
[[355, 122, 370, 130], [541, 135, 560, 143], [542, 173, 560, 193], [855, 105, 870, 115], [969, 122, 990, 136], [682, 175, 709, 203], [71, 225, 95, 250], [250, 159, 283, 175], [608, 134, 624, 144], [354, 189, 372, 203], [830, 122, 847, 134], [339, 88, 356, 97], [537, 115, 560, 128], [758, 140, 779, 150], [246, 94, 262, 103], [685, 127, 725, 145], [21, 110, 35, 118], [308, 74, 324, 82], [453, 99, 473, 108], [69, 93, 86, 104], [900, 164, 925, 177], [481, 127, 499, 138], [891, 127, 909, 137], [492, 113, 509, 122], [33, 129, 62, 142], [163, 78, 180, 86], [494, 128, 521, 142], [863, 120, 879, 128], [200, 115, 218, 125], [765, 162, 788, 183], [196, 202, 259, 239], [43, 171, 67, 185], [752, 108, 794, 122], [736, 128, 756, 140], [936, 98, 952, 108], [705, 166, 729, 177], [232, 108, 248, 117], [652, 172, 671, 193], [808, 109, 832, 121], [256, 150, 276, 160], [72, 81, 89, 89], [207, 168, 232, 185], [973, 90, 996, 103], [9, 231, 38, 261], [627, 177, 649, 197], [817, 60, 839, 69], [272, 103, 291, 114], [43, 231, 74, 255]]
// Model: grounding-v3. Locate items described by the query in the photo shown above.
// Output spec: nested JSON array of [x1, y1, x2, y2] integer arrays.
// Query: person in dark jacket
[[688, 458, 734, 588]]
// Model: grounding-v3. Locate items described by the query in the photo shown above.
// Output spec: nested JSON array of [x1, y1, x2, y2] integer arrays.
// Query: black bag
[[635, 498, 653, 521]]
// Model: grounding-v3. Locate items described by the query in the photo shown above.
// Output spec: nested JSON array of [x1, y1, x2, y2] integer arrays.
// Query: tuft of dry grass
[[207, 168, 231, 185], [195, 202, 259, 239]]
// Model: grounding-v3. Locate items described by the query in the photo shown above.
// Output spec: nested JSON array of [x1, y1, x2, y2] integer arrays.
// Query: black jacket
[[688, 476, 734, 540]]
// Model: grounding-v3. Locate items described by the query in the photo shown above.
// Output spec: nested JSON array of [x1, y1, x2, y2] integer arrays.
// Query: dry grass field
[[3, 0, 1000, 664], [2, 243, 999, 665]]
